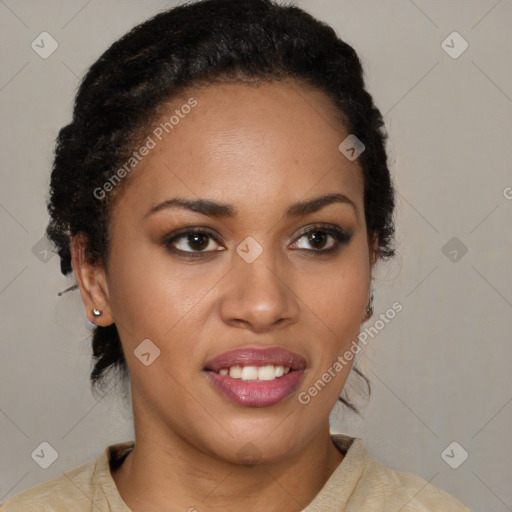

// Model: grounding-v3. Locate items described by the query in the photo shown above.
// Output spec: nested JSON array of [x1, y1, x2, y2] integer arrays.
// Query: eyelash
[[162, 223, 352, 259]]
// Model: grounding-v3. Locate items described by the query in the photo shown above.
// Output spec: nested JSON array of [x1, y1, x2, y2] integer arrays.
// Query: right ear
[[70, 234, 114, 326]]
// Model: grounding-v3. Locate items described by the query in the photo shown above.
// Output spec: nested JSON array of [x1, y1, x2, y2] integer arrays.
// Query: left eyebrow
[[284, 193, 357, 218], [144, 193, 357, 219]]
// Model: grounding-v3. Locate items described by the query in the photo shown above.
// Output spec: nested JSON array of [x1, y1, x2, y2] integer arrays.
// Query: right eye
[[164, 228, 225, 258]]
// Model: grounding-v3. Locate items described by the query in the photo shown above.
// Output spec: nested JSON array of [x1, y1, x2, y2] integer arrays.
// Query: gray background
[[1, 0, 511, 510]]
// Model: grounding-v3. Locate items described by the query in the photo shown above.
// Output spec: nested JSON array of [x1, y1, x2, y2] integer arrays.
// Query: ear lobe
[[70, 234, 113, 326]]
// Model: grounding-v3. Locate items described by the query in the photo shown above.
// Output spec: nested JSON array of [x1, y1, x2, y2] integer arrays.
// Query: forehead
[[114, 81, 364, 219]]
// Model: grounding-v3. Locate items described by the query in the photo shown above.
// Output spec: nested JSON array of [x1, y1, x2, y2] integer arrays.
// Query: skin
[[71, 80, 378, 512]]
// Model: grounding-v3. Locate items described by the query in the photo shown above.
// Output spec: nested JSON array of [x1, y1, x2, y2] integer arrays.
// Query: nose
[[219, 250, 300, 333]]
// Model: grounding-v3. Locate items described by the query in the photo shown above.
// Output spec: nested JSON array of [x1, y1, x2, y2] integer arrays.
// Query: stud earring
[[365, 294, 374, 320], [92, 308, 103, 317]]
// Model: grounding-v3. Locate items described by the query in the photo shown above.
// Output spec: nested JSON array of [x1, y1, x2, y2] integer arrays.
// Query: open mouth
[[203, 346, 307, 407]]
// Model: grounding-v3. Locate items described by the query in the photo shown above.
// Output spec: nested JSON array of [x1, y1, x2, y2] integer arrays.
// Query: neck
[[111, 413, 344, 512]]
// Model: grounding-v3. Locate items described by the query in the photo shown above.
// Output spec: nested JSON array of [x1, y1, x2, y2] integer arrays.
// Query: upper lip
[[204, 346, 307, 372]]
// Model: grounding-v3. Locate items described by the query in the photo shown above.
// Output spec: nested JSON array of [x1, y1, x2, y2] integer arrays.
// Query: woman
[[1, 0, 471, 510]]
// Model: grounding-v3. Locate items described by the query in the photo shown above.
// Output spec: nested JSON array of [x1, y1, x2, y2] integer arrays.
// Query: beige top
[[1, 434, 471, 511]]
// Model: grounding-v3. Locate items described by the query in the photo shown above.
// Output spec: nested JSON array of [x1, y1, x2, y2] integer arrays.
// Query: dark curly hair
[[46, 0, 395, 413]]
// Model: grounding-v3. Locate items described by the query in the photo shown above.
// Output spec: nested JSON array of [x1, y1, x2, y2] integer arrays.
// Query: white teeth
[[219, 364, 289, 381], [229, 366, 242, 378], [241, 366, 259, 381], [257, 365, 276, 381]]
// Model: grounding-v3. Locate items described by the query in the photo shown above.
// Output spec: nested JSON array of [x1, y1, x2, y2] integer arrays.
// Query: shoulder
[[329, 434, 471, 511], [0, 460, 97, 511], [358, 445, 471, 511], [0, 441, 134, 512]]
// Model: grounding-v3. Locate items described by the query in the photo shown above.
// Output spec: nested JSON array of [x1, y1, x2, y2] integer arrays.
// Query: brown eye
[[305, 230, 331, 250], [292, 224, 352, 255], [182, 233, 211, 251], [164, 228, 224, 257]]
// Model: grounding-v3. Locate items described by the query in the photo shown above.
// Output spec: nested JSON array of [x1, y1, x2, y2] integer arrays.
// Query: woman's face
[[101, 80, 376, 463]]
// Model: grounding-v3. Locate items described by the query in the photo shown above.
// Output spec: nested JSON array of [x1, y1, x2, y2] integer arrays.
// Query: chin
[[201, 419, 311, 465]]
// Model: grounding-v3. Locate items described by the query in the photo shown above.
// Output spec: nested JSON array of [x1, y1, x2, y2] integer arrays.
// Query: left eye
[[293, 228, 338, 251], [291, 225, 351, 253]]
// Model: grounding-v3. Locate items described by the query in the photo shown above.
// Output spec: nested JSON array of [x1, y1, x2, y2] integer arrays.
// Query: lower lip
[[205, 369, 305, 407]]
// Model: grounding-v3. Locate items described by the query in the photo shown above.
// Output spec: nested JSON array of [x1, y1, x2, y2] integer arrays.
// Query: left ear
[[361, 234, 379, 323], [369, 232, 379, 269]]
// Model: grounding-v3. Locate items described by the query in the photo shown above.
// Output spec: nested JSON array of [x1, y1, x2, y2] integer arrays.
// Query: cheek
[[106, 239, 216, 358], [296, 262, 369, 410], [301, 258, 370, 340], [106, 237, 174, 340]]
